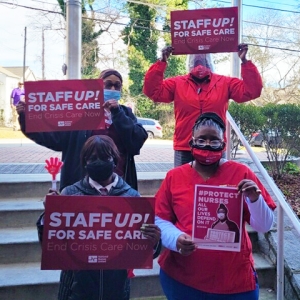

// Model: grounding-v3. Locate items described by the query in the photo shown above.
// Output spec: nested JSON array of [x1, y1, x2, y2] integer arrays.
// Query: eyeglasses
[[104, 80, 122, 91], [192, 137, 223, 149]]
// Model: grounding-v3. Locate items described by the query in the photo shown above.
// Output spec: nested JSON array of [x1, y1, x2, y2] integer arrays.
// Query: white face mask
[[217, 213, 226, 220]]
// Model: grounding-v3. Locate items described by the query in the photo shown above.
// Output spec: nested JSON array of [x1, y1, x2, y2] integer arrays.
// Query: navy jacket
[[58, 176, 139, 300], [36, 176, 161, 300]]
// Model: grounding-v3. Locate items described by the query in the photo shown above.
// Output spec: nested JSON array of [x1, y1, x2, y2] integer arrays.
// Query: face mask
[[86, 159, 114, 182], [192, 148, 222, 165], [217, 213, 226, 220], [190, 65, 211, 80], [103, 89, 121, 102]]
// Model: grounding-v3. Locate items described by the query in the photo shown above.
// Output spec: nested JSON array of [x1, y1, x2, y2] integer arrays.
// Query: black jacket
[[19, 105, 147, 191]]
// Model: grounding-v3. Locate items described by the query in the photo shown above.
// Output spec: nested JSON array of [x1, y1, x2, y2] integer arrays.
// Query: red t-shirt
[[155, 161, 276, 294]]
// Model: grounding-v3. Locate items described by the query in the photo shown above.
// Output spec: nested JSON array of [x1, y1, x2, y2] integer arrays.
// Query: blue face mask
[[103, 89, 121, 102]]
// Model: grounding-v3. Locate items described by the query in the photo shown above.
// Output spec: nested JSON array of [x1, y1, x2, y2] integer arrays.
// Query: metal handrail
[[226, 111, 300, 300]]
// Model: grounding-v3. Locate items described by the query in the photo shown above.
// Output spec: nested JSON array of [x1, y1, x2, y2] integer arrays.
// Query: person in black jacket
[[38, 135, 161, 300], [17, 69, 148, 191]]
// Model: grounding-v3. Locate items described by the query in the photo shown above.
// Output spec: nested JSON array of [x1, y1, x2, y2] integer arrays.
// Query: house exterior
[[0, 66, 37, 126]]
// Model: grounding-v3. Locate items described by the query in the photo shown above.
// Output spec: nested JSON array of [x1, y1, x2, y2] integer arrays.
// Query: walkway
[[0, 137, 269, 182]]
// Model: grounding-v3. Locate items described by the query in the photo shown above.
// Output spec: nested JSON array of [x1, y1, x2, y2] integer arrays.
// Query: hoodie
[[143, 60, 263, 151]]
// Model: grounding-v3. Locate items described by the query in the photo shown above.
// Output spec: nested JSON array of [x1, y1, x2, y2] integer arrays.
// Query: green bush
[[228, 102, 265, 157], [260, 103, 300, 178], [283, 162, 300, 175], [135, 95, 175, 139]]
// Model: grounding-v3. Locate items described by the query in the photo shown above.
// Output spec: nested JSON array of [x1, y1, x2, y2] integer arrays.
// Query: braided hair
[[193, 112, 225, 137]]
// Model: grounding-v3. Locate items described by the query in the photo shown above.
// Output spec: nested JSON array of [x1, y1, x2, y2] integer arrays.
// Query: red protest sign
[[192, 185, 243, 252], [24, 79, 105, 132], [41, 195, 155, 270], [171, 7, 238, 54]]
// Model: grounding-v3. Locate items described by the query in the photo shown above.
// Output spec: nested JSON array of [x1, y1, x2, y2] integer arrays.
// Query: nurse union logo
[[88, 255, 108, 263]]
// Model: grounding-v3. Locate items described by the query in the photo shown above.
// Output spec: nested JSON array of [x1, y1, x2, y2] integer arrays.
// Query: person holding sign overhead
[[37, 135, 161, 300], [155, 112, 276, 300], [17, 69, 147, 191], [143, 43, 263, 166]]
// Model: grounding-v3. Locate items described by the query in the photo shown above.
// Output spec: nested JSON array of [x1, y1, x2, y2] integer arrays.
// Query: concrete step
[[0, 181, 51, 199], [0, 262, 60, 300], [0, 222, 257, 264], [0, 260, 162, 300], [0, 252, 275, 300], [0, 227, 41, 264], [0, 178, 163, 199], [0, 179, 277, 300], [0, 199, 273, 272], [131, 258, 163, 298], [253, 252, 276, 288], [246, 223, 259, 253], [0, 198, 43, 228], [131, 288, 279, 300]]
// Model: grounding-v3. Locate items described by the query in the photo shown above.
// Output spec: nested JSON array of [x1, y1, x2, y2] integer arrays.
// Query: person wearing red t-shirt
[[143, 43, 263, 167], [155, 112, 276, 300]]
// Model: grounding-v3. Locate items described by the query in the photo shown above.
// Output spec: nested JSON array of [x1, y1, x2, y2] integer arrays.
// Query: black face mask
[[86, 159, 114, 182]]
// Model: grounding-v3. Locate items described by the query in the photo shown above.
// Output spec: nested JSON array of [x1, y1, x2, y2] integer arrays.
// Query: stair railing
[[226, 111, 300, 300]]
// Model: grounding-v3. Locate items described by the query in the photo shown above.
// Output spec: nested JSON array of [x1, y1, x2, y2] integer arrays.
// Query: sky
[[0, 0, 299, 80], [0, 0, 66, 79]]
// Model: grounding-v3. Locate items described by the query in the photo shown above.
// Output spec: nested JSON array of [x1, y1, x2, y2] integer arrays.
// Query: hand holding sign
[[45, 157, 63, 190], [161, 46, 174, 62], [237, 43, 248, 63]]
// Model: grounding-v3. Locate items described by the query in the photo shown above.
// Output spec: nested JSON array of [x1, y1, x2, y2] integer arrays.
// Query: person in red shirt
[[155, 112, 276, 300], [143, 44, 263, 166]]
